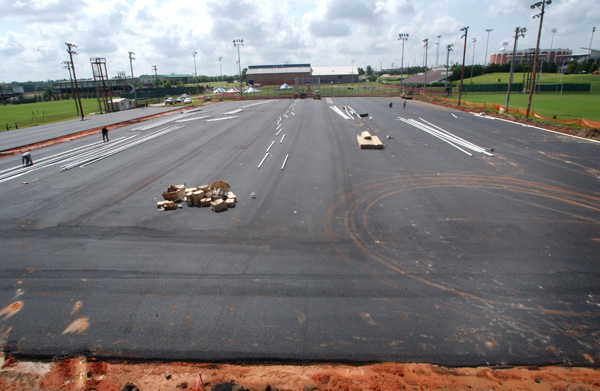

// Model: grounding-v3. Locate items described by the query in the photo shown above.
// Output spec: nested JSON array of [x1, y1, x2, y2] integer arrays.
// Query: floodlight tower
[[65, 43, 84, 120], [526, 0, 551, 119], [422, 38, 429, 96], [470, 38, 477, 83], [219, 57, 223, 87], [398, 33, 409, 92], [128, 51, 138, 108], [193, 51, 199, 95], [233, 39, 244, 98], [484, 29, 493, 65], [457, 26, 469, 106], [445, 44, 453, 96], [436, 35, 441, 67], [152, 65, 158, 86], [505, 27, 527, 113]]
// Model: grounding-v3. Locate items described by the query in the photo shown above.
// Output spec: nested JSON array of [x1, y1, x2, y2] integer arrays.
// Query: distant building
[[311, 66, 358, 84], [489, 48, 573, 65], [245, 64, 358, 85], [246, 64, 311, 85]]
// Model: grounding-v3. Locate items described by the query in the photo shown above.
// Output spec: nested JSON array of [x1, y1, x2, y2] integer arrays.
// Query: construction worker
[[21, 152, 33, 166], [102, 126, 109, 142]]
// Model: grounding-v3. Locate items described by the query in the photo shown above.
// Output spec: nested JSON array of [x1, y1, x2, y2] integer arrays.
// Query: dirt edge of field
[[1, 354, 600, 391]]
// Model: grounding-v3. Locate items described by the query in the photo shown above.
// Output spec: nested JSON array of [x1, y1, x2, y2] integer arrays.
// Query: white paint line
[[399, 118, 473, 156], [257, 153, 270, 169], [472, 113, 600, 145], [284, 114, 288, 118], [280, 134, 286, 143], [222, 109, 243, 115], [206, 116, 239, 122], [452, 113, 457, 118], [275, 128, 283, 136], [281, 154, 289, 170], [241, 100, 276, 108], [266, 141, 275, 153], [330, 106, 351, 120], [176, 115, 210, 122], [276, 123, 282, 130], [291, 112, 295, 116]]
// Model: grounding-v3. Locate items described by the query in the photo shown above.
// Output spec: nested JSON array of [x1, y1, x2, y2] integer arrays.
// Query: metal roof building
[[246, 64, 311, 85], [312, 66, 358, 84]]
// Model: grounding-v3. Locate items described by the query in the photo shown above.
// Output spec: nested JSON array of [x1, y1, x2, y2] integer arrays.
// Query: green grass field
[[447, 72, 600, 122], [0, 99, 100, 130]]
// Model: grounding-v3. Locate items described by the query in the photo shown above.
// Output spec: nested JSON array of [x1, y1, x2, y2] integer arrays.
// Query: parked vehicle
[[183, 97, 192, 104], [165, 97, 174, 105]]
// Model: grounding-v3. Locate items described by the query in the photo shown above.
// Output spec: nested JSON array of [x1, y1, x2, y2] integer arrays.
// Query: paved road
[[0, 105, 183, 151], [0, 98, 598, 366]]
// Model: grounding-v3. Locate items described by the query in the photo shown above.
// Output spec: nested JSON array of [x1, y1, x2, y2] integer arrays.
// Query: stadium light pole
[[526, 0, 551, 119], [193, 51, 199, 95], [445, 44, 453, 97], [458, 26, 469, 106], [470, 38, 477, 83], [588, 27, 596, 62], [505, 27, 526, 113], [398, 33, 409, 93], [422, 38, 429, 97], [152, 65, 158, 87], [233, 39, 244, 98], [219, 57, 223, 87], [484, 29, 493, 65], [128, 51, 137, 108], [65, 43, 84, 120], [436, 35, 441, 67]]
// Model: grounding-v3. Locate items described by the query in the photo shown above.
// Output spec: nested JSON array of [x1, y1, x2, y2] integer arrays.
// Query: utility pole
[[128, 51, 137, 108], [445, 44, 453, 97], [398, 33, 409, 93], [423, 38, 429, 97], [233, 39, 244, 98], [65, 43, 84, 120], [62, 61, 79, 116], [506, 27, 527, 114], [152, 65, 158, 87], [484, 29, 493, 65], [526, 0, 551, 119], [458, 26, 469, 106]]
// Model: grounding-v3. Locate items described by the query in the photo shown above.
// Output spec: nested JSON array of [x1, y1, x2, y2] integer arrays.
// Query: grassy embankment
[[446, 73, 600, 122]]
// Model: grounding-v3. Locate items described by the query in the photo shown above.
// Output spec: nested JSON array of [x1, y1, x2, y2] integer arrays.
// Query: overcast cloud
[[1, 0, 598, 83]]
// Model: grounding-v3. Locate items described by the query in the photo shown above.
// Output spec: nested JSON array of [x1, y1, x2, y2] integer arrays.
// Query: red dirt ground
[[1, 355, 599, 391]]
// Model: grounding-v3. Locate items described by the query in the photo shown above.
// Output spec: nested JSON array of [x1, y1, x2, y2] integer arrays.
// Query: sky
[[1, 0, 599, 83]]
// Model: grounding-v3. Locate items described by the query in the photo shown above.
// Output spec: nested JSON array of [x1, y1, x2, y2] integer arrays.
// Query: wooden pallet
[[357, 131, 384, 149]]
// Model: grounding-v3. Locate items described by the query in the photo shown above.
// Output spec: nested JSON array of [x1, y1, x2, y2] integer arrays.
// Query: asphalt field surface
[[0, 98, 598, 366]]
